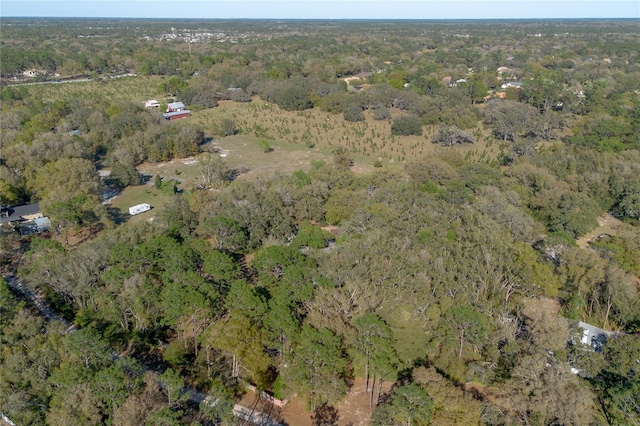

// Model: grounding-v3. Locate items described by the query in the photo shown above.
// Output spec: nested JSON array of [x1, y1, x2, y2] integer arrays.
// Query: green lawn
[[107, 180, 181, 223]]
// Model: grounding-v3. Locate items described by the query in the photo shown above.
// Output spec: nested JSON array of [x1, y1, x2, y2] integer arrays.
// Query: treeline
[[3, 145, 640, 424]]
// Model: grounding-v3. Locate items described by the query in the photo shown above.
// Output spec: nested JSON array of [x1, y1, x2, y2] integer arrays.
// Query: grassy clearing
[[136, 157, 201, 187], [193, 98, 504, 171], [107, 181, 179, 223], [23, 75, 165, 104], [25, 76, 505, 179]]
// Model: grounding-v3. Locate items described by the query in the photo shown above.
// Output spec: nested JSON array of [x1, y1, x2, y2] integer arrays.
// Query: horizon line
[[3, 16, 639, 20]]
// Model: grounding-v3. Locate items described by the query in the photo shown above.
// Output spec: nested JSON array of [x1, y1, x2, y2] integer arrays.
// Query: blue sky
[[1, 1, 638, 19]]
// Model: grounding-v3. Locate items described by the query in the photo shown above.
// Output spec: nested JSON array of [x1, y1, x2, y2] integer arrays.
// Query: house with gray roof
[[577, 321, 619, 352], [1, 203, 41, 224]]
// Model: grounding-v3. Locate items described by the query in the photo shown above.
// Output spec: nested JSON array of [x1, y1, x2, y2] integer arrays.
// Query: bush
[[431, 125, 476, 146], [275, 86, 313, 111], [258, 139, 273, 153], [391, 114, 423, 136], [371, 104, 391, 120], [343, 105, 365, 122], [219, 118, 238, 136]]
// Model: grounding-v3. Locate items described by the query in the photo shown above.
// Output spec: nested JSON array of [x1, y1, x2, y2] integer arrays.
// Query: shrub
[[343, 105, 365, 122], [258, 139, 273, 153], [371, 104, 391, 120], [275, 86, 313, 111], [431, 125, 476, 146], [391, 114, 423, 136]]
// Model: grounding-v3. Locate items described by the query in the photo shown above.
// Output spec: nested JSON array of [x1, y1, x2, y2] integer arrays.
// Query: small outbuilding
[[129, 203, 151, 215], [162, 110, 191, 121], [34, 216, 52, 232], [501, 81, 523, 89], [145, 100, 160, 108]]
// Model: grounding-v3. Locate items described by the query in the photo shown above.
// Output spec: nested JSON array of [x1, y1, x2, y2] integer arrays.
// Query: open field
[[22, 76, 505, 174], [193, 98, 505, 168], [22, 75, 165, 104], [106, 178, 182, 223]]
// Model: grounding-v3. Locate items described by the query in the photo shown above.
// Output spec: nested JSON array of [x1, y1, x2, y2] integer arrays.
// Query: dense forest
[[1, 18, 639, 425]]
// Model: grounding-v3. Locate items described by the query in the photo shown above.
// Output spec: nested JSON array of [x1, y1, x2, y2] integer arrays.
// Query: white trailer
[[129, 203, 151, 215]]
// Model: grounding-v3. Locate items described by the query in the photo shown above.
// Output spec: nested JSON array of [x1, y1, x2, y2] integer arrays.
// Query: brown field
[[192, 98, 504, 170]]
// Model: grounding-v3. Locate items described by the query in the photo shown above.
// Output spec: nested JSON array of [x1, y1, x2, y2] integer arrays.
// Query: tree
[[371, 383, 434, 426], [224, 280, 268, 323], [157, 195, 197, 237], [197, 153, 228, 189], [46, 383, 104, 426], [285, 325, 347, 410], [353, 314, 399, 406], [219, 118, 238, 136], [545, 191, 600, 238], [275, 85, 313, 111], [198, 381, 235, 425], [110, 160, 142, 187], [200, 215, 249, 252], [431, 125, 476, 146], [435, 306, 489, 362], [206, 311, 270, 383], [159, 368, 187, 407], [484, 99, 538, 142], [600, 335, 640, 425], [371, 103, 391, 120], [391, 114, 423, 136], [343, 104, 365, 122], [506, 352, 597, 425], [29, 157, 102, 208], [468, 75, 488, 105]]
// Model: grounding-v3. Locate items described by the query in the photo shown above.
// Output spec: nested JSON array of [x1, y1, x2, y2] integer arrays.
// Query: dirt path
[[576, 213, 624, 248], [278, 378, 392, 426]]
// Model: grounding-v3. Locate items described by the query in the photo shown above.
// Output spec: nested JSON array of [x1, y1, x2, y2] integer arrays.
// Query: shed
[[145, 100, 160, 108], [34, 216, 52, 232]]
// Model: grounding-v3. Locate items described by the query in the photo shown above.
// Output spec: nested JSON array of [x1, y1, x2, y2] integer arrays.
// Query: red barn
[[163, 110, 191, 120]]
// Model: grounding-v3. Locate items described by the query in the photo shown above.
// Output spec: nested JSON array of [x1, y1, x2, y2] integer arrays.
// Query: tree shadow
[[106, 206, 129, 225], [312, 404, 339, 426], [226, 165, 250, 181], [140, 174, 153, 185]]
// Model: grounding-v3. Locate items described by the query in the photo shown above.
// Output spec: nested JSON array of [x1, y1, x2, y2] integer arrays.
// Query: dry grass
[[193, 98, 504, 170], [24, 76, 505, 179], [23, 75, 165, 104]]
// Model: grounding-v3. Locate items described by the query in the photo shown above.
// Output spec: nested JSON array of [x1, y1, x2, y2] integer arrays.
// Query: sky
[[1, 0, 639, 20]]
